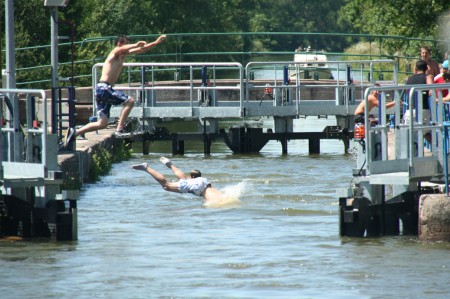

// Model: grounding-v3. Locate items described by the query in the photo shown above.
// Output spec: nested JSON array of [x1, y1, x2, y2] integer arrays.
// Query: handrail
[[0, 88, 48, 167], [406, 84, 448, 167], [247, 59, 397, 114], [246, 59, 396, 82], [362, 83, 450, 178], [5, 32, 444, 89], [86, 60, 402, 124], [79, 32, 444, 45], [91, 62, 244, 116]]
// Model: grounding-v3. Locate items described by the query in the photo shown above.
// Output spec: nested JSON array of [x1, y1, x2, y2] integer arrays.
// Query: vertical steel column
[[5, 0, 16, 90], [5, 0, 18, 162], [443, 122, 450, 195], [50, 8, 59, 134]]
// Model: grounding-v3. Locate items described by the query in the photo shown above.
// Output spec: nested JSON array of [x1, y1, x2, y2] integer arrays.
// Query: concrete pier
[[419, 194, 450, 242], [58, 129, 120, 186]]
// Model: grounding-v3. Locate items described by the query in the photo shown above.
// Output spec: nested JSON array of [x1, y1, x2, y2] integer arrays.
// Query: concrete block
[[419, 194, 450, 242]]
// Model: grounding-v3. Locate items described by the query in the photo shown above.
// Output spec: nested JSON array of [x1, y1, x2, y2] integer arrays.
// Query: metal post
[[51, 8, 59, 89], [5, 0, 16, 161], [201, 66, 207, 86], [5, 0, 16, 90], [381, 185, 386, 235], [50, 8, 59, 134], [443, 122, 450, 196]]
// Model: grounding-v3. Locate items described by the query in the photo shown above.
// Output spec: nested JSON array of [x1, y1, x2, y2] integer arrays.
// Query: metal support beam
[[5, 0, 16, 90], [51, 8, 59, 89]]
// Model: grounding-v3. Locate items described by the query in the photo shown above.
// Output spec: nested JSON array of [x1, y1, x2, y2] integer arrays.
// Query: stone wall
[[419, 194, 450, 242], [58, 129, 120, 187]]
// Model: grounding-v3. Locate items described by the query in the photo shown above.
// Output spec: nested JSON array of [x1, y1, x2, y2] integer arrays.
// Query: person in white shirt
[[132, 157, 223, 201]]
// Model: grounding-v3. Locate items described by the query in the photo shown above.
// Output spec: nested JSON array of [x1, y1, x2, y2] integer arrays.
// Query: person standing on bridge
[[64, 34, 167, 146], [132, 157, 223, 202], [404, 59, 432, 143], [436, 72, 450, 103], [420, 46, 440, 83], [434, 60, 449, 99]]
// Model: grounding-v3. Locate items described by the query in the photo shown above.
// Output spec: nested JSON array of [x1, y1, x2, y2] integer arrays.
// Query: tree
[[247, 0, 350, 52], [2, 0, 448, 88], [338, 0, 450, 57]]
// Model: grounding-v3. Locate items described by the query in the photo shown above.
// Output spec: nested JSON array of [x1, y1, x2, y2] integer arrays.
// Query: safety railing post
[[443, 122, 450, 196]]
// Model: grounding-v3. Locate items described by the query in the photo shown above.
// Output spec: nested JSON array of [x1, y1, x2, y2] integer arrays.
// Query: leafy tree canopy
[[2, 0, 450, 87]]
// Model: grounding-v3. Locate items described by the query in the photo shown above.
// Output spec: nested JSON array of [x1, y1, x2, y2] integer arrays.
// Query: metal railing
[[5, 32, 445, 89], [88, 59, 400, 121], [92, 62, 245, 119], [0, 88, 52, 192], [360, 83, 450, 184], [0, 89, 48, 165], [245, 59, 397, 109]]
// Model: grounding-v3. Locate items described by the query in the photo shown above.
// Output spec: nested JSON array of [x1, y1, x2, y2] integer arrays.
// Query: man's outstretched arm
[[130, 35, 167, 54]]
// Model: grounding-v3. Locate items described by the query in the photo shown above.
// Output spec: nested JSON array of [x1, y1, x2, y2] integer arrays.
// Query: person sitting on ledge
[[354, 83, 397, 126], [132, 157, 223, 202]]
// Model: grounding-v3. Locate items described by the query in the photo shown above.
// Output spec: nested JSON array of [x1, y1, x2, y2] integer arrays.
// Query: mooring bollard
[[419, 194, 450, 242]]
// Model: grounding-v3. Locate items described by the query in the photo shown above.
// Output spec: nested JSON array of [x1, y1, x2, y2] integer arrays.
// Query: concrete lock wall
[[419, 194, 450, 242], [58, 129, 121, 186]]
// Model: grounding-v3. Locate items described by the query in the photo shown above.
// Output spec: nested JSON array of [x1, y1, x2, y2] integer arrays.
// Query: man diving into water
[[132, 157, 223, 201]]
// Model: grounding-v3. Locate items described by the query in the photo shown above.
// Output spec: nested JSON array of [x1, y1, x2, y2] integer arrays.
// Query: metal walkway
[[87, 59, 397, 154], [0, 88, 77, 240], [337, 82, 450, 237], [90, 59, 397, 125], [354, 84, 450, 188]]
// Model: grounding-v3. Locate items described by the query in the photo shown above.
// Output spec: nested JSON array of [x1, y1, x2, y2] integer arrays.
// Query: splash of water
[[438, 10, 450, 56], [203, 181, 248, 208], [347, 146, 358, 161]]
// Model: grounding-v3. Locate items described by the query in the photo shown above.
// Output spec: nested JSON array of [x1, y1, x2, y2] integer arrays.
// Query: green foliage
[[249, 0, 349, 52], [89, 141, 133, 182], [61, 174, 82, 191], [4, 0, 450, 88], [114, 141, 134, 161], [339, 0, 450, 58], [89, 147, 113, 181]]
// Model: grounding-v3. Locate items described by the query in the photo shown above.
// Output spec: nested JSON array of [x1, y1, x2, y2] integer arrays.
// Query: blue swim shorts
[[95, 82, 130, 118]]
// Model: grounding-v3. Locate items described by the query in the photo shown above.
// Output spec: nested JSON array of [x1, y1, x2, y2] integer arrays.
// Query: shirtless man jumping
[[132, 157, 223, 201], [64, 34, 167, 146]]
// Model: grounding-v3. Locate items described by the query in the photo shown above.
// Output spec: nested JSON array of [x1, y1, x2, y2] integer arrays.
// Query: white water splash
[[203, 181, 248, 208], [438, 10, 450, 55], [347, 146, 358, 161]]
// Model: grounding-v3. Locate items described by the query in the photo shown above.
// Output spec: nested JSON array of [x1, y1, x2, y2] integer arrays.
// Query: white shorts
[[403, 109, 431, 133]]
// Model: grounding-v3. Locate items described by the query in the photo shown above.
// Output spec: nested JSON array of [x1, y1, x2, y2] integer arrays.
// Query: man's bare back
[[354, 92, 379, 115]]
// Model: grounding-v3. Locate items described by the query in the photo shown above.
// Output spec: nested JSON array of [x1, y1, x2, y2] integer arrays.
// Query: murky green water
[[1, 118, 449, 298]]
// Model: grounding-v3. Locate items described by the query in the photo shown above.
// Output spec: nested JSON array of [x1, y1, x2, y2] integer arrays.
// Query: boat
[[289, 46, 334, 80]]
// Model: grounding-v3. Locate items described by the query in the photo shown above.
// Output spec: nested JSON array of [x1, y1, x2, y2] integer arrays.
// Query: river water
[[1, 117, 449, 299]]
